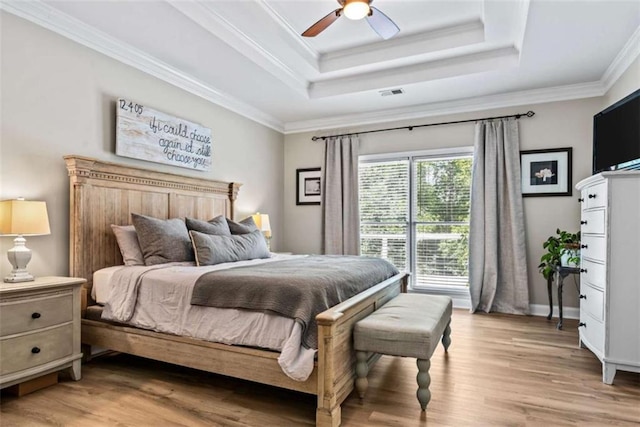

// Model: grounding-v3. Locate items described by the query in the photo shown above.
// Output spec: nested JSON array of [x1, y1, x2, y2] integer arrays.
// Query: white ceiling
[[3, 0, 639, 133]]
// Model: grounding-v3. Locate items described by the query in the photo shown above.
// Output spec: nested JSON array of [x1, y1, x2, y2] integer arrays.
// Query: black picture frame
[[296, 167, 321, 205], [520, 147, 572, 197]]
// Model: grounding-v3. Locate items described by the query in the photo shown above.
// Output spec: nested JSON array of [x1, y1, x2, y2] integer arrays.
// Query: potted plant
[[538, 229, 581, 279]]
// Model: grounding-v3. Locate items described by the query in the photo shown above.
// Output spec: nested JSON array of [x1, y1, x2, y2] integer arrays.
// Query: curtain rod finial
[[526, 111, 535, 117]]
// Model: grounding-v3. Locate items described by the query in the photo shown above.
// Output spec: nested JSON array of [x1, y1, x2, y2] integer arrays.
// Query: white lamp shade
[[0, 200, 51, 236], [343, 0, 370, 20], [251, 212, 271, 238]]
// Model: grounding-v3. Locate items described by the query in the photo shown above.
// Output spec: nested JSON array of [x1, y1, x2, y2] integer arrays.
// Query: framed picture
[[296, 167, 321, 205], [520, 147, 572, 197]]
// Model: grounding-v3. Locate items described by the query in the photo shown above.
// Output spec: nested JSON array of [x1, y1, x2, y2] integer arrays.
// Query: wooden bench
[[353, 293, 452, 410]]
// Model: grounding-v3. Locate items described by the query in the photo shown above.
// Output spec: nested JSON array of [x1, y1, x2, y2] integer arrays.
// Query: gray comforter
[[191, 255, 399, 349]]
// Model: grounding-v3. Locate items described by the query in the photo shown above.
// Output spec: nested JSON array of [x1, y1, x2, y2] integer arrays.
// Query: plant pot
[[560, 249, 580, 267]]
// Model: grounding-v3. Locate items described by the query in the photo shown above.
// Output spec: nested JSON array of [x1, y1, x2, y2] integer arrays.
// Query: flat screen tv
[[593, 88, 640, 174]]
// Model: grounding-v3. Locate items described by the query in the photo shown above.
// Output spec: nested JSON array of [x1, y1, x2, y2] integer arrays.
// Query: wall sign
[[116, 98, 212, 171]]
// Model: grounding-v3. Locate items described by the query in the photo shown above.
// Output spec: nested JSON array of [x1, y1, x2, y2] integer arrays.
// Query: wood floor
[[1, 310, 638, 426]]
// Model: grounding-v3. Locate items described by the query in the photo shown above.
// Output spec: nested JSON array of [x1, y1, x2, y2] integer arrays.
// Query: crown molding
[[601, 25, 640, 93], [285, 81, 605, 134], [0, 0, 284, 133]]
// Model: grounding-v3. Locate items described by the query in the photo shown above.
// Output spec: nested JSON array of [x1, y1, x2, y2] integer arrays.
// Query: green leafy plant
[[538, 229, 581, 280]]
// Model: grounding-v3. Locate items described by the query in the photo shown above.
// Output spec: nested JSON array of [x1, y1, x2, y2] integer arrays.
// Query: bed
[[65, 155, 408, 426]]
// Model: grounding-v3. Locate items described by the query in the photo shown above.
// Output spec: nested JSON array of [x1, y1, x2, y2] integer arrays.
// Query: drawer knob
[[579, 294, 587, 299], [580, 220, 587, 225], [31, 312, 41, 319], [578, 198, 584, 203], [578, 322, 586, 328], [588, 194, 596, 199], [31, 347, 41, 354], [580, 268, 588, 273], [581, 244, 588, 249]]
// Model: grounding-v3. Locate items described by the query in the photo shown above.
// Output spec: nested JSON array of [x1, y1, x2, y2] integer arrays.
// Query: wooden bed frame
[[65, 155, 407, 427]]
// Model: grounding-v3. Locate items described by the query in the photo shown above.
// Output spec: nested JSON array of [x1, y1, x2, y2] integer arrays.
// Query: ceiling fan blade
[[302, 8, 342, 37], [366, 7, 400, 40]]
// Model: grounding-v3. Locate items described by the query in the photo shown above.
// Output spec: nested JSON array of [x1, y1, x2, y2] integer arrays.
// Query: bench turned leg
[[442, 320, 452, 352], [355, 351, 369, 399], [416, 359, 431, 411]]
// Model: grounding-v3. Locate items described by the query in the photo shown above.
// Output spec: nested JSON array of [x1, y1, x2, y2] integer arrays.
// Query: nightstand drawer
[[0, 324, 73, 376], [581, 209, 605, 235], [0, 292, 73, 336], [583, 182, 607, 209], [580, 315, 604, 353]]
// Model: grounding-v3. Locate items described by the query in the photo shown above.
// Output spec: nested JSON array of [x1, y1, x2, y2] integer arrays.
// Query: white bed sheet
[[93, 254, 316, 381]]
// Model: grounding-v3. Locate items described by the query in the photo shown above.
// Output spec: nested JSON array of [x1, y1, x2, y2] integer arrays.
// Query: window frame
[[359, 146, 474, 299]]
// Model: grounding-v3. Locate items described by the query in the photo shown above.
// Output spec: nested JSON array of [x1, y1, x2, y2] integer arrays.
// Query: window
[[359, 149, 473, 291]]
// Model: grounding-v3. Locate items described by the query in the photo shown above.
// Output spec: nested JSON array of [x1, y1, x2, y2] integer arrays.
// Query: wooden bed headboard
[[64, 155, 240, 298]]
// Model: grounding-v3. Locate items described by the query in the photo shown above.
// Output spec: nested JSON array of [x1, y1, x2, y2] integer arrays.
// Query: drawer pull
[[31, 312, 41, 319], [581, 244, 588, 249], [580, 268, 588, 273], [579, 294, 587, 299], [578, 322, 586, 328], [580, 220, 587, 225], [588, 194, 596, 199], [31, 347, 41, 354], [578, 198, 584, 203]]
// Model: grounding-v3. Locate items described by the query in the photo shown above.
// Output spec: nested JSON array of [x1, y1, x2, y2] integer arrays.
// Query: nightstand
[[0, 276, 85, 392]]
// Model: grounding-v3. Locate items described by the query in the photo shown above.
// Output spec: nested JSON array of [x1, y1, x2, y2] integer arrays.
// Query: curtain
[[321, 135, 360, 255], [469, 119, 529, 314]]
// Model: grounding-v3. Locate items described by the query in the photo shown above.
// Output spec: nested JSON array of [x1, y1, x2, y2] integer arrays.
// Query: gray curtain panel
[[469, 119, 530, 314], [321, 135, 361, 255]]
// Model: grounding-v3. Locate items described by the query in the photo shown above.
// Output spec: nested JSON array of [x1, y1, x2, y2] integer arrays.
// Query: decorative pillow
[[226, 216, 258, 234], [185, 216, 231, 236], [131, 213, 194, 265], [110, 224, 144, 266], [190, 229, 270, 266]]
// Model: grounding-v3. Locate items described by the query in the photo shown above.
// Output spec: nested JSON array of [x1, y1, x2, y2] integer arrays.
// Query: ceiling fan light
[[343, 0, 370, 20]]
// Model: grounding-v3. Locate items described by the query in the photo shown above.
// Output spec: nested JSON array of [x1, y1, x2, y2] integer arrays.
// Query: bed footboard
[[315, 272, 408, 427]]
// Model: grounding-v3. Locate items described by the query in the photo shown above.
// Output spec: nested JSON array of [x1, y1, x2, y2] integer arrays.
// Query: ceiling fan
[[301, 0, 400, 40]]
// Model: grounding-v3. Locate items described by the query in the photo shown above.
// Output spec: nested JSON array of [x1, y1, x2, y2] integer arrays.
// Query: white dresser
[[576, 171, 640, 384], [0, 277, 85, 389]]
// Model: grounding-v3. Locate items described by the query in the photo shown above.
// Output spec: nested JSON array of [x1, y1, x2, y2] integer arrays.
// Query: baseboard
[[529, 304, 579, 320]]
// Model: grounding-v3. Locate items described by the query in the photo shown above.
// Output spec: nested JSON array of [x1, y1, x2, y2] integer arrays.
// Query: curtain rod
[[311, 110, 535, 141]]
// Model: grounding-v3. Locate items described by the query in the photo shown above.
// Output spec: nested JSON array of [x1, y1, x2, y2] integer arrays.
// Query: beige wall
[[603, 56, 640, 107], [284, 98, 603, 308], [0, 13, 285, 278]]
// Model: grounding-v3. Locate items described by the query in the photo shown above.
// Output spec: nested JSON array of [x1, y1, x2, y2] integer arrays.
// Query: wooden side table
[[546, 265, 580, 330]]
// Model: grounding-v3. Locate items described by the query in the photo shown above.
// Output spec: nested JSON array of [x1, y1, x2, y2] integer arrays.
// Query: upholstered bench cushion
[[354, 294, 452, 359]]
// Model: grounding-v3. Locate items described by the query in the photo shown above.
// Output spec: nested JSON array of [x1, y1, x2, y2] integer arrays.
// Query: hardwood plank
[[2, 310, 638, 426]]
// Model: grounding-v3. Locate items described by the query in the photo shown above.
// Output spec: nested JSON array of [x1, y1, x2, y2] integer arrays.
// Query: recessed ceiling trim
[[168, 0, 309, 96], [319, 19, 485, 73], [285, 81, 605, 134], [601, 25, 640, 93], [0, 0, 284, 132], [310, 46, 520, 98]]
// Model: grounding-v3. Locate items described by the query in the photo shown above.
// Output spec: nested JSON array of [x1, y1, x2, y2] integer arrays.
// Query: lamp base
[[4, 271, 35, 283], [4, 235, 35, 283]]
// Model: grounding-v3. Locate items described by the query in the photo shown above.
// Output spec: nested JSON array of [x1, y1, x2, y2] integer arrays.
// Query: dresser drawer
[[581, 209, 605, 235], [583, 182, 608, 209], [0, 292, 73, 336], [0, 324, 73, 376], [581, 235, 606, 263], [581, 259, 606, 289], [580, 315, 605, 354], [580, 283, 604, 322]]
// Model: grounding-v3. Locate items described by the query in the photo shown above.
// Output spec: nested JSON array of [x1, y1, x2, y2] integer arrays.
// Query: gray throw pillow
[[186, 216, 231, 236], [190, 229, 270, 266], [226, 216, 258, 234], [110, 224, 145, 266], [131, 213, 194, 265]]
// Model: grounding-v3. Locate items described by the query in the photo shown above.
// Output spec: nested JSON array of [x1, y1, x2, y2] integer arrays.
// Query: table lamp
[[0, 199, 51, 283], [251, 212, 271, 250]]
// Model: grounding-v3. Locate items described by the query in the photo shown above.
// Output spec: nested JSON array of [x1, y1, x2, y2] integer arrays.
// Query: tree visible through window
[[359, 151, 472, 289]]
